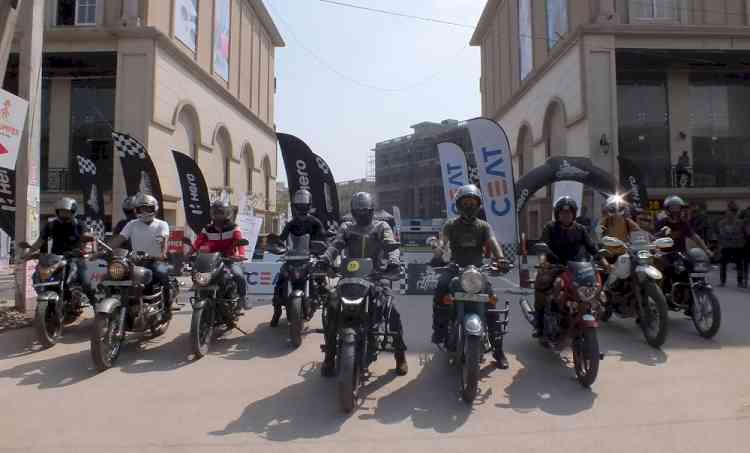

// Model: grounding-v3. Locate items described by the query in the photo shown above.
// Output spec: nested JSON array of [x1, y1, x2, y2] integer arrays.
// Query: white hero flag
[[466, 118, 517, 245], [0, 89, 29, 171], [437, 142, 469, 219]]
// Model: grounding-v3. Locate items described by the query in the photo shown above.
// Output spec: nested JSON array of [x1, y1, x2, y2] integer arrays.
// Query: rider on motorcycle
[[270, 189, 326, 327], [110, 193, 174, 313], [320, 191, 408, 377], [534, 196, 600, 336], [430, 184, 511, 369], [598, 194, 640, 255], [191, 199, 248, 309], [113, 195, 138, 236], [21, 197, 93, 299]]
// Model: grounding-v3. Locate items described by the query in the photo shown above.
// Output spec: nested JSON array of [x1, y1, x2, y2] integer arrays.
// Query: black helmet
[[553, 196, 578, 221], [55, 197, 77, 222], [454, 184, 482, 221], [122, 195, 137, 216], [351, 192, 374, 226], [292, 189, 312, 216], [210, 199, 232, 222]]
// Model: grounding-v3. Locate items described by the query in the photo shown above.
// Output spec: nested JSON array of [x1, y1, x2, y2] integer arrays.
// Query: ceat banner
[[437, 142, 469, 219], [0, 88, 29, 171], [466, 118, 517, 246], [241, 262, 282, 295]]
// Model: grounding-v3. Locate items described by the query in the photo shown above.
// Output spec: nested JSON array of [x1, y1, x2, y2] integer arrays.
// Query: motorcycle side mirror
[[652, 237, 674, 249], [601, 236, 625, 248], [533, 242, 552, 256], [237, 239, 250, 247], [18, 241, 31, 249]]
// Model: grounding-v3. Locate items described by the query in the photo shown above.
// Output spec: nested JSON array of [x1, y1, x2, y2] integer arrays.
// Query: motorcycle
[[269, 234, 330, 348], [598, 234, 674, 348], [657, 247, 721, 339], [433, 262, 511, 403], [18, 238, 95, 348], [90, 247, 179, 371], [330, 244, 401, 413], [519, 243, 603, 388], [187, 238, 251, 358]]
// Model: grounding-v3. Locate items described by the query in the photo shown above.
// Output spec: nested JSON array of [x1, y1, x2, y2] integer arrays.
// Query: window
[[174, 0, 198, 51], [630, 0, 677, 19], [224, 155, 231, 187], [519, 0, 533, 80], [213, 0, 231, 81], [57, 0, 96, 26], [546, 0, 568, 49], [76, 0, 96, 25]]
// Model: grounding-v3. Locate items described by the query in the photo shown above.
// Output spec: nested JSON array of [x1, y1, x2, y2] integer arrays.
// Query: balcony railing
[[670, 165, 693, 188], [42, 168, 77, 193]]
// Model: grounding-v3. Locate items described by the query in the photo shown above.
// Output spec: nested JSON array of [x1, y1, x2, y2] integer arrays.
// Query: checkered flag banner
[[502, 242, 520, 263], [76, 154, 106, 239], [76, 155, 97, 176], [112, 131, 164, 217], [83, 217, 106, 239], [467, 165, 481, 187]]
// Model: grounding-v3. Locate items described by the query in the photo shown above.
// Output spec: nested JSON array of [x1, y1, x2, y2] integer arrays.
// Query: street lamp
[[599, 134, 611, 155]]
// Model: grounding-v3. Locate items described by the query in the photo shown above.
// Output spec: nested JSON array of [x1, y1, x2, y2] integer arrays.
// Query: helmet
[[292, 189, 312, 216], [664, 195, 685, 217], [55, 197, 77, 222], [605, 194, 628, 216], [553, 196, 578, 221], [122, 195, 137, 216], [210, 199, 232, 222], [350, 192, 374, 226], [454, 184, 482, 221], [134, 193, 159, 222]]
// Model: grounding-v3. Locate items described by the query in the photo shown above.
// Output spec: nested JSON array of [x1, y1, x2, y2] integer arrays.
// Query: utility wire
[[317, 0, 475, 29]]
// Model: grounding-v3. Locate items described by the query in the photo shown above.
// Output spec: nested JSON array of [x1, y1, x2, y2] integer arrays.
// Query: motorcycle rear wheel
[[691, 289, 721, 339], [337, 337, 358, 413], [34, 300, 62, 348], [91, 308, 123, 372], [190, 305, 214, 358], [461, 335, 481, 403], [573, 327, 600, 388], [287, 297, 304, 348], [640, 282, 669, 348]]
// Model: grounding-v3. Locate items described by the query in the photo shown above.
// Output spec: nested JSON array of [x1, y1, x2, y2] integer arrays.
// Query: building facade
[[3, 0, 283, 233], [336, 178, 375, 215], [375, 120, 472, 220], [472, 0, 750, 238]]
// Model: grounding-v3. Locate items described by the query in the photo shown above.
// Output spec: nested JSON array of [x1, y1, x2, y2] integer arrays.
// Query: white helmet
[[134, 192, 158, 222]]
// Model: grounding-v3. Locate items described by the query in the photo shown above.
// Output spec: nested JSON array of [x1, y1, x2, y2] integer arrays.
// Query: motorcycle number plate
[[33, 282, 60, 288], [453, 292, 489, 302], [101, 281, 133, 286], [582, 314, 596, 322]]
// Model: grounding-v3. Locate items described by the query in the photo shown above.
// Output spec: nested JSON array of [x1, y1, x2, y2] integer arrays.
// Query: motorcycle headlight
[[460, 268, 484, 294], [193, 272, 213, 287], [577, 286, 598, 302], [108, 261, 128, 281]]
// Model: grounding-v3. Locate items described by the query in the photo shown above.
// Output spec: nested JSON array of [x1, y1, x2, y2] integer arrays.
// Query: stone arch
[[542, 98, 568, 158], [173, 101, 201, 160], [213, 125, 233, 187], [241, 142, 255, 196]]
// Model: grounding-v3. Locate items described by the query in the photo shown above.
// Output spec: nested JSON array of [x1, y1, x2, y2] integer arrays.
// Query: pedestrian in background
[[717, 201, 746, 288]]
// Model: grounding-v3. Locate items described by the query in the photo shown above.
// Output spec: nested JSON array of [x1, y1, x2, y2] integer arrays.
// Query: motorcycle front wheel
[[91, 307, 124, 372], [337, 333, 358, 413], [640, 282, 669, 348], [573, 327, 600, 388], [691, 288, 721, 339], [460, 335, 481, 403], [190, 304, 215, 358], [34, 299, 62, 348], [287, 297, 304, 348]]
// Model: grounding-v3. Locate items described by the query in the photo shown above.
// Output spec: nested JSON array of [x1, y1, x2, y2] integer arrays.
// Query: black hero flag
[[277, 133, 340, 229], [112, 131, 165, 217], [172, 150, 211, 234], [0, 167, 15, 239], [618, 156, 649, 213], [76, 154, 107, 238]]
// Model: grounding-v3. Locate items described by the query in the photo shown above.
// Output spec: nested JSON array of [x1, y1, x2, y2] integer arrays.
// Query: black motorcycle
[[188, 239, 250, 358], [331, 248, 401, 413], [90, 248, 179, 371], [657, 248, 721, 339], [18, 239, 94, 348], [269, 234, 329, 348], [433, 262, 510, 403]]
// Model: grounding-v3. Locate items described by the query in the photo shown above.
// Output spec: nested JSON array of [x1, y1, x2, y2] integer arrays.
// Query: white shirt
[[120, 218, 170, 257]]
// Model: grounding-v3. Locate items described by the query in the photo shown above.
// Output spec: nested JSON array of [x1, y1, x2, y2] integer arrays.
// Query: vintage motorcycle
[[331, 247, 401, 413], [433, 262, 511, 403], [90, 247, 179, 371], [519, 243, 603, 388], [269, 234, 330, 348], [599, 234, 674, 348], [657, 247, 721, 339], [188, 238, 250, 358], [18, 238, 96, 348]]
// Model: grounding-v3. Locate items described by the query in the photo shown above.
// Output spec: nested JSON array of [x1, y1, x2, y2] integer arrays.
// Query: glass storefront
[[617, 71, 671, 187], [689, 72, 750, 187], [70, 77, 115, 192]]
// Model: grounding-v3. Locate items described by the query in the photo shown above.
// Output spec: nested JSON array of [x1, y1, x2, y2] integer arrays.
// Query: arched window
[[214, 127, 232, 188], [242, 143, 255, 196], [262, 155, 272, 211]]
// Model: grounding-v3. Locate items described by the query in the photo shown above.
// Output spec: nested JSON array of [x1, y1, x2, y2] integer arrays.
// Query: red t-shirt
[[192, 223, 246, 258]]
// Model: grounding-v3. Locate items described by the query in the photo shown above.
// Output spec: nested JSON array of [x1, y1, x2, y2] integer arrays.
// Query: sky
[[265, 0, 487, 184]]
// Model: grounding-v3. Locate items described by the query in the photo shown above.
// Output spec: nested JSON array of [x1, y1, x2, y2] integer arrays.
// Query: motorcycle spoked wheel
[[190, 304, 215, 358], [572, 327, 600, 388], [460, 334, 482, 404], [287, 297, 304, 348], [639, 282, 669, 348], [34, 300, 62, 348], [337, 334, 359, 413], [91, 306, 124, 372], [691, 288, 721, 339]]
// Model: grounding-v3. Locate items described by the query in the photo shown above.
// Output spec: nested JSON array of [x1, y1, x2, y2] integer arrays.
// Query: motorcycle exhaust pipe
[[519, 299, 536, 327]]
